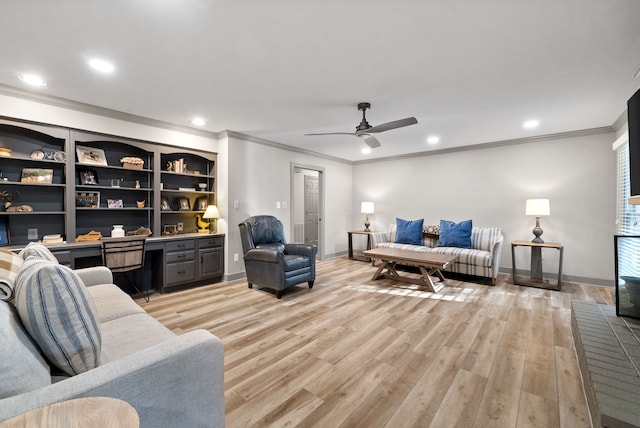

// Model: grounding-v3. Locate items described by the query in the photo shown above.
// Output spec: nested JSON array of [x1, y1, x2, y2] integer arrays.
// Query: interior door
[[304, 175, 319, 246]]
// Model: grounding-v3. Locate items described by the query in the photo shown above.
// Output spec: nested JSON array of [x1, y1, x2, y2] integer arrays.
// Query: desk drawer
[[166, 240, 195, 252], [166, 250, 195, 263], [166, 261, 196, 285], [199, 236, 223, 249]]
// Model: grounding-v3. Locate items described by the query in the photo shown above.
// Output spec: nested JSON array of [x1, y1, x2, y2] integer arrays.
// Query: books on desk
[[42, 234, 64, 244]]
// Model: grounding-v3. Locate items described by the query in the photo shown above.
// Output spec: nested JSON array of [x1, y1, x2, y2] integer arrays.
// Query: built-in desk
[[8, 233, 225, 294]]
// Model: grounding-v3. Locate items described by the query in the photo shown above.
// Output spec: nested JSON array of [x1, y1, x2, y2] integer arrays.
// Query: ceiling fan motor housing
[[356, 102, 372, 132]]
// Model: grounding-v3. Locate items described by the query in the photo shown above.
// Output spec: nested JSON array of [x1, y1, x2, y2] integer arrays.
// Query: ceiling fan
[[305, 102, 418, 149]]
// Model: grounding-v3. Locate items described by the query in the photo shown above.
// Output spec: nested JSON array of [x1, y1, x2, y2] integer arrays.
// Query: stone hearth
[[571, 301, 640, 428]]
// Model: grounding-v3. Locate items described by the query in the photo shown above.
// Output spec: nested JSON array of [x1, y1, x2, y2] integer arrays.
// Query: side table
[[0, 397, 139, 428], [511, 240, 564, 290], [347, 230, 378, 262]]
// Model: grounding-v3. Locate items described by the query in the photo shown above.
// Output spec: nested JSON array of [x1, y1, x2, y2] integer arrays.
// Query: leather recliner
[[238, 215, 318, 299]]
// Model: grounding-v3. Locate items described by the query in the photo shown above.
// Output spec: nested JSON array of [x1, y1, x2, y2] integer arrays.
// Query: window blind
[[615, 142, 640, 277]]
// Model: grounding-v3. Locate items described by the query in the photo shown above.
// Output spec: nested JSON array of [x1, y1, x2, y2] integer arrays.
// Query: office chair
[[101, 235, 150, 302]]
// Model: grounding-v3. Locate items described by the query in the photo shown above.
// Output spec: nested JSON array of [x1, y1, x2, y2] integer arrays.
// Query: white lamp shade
[[525, 199, 550, 216], [361, 201, 374, 214], [203, 205, 221, 219]]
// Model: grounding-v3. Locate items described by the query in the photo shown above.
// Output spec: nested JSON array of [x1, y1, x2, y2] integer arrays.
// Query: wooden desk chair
[[101, 236, 149, 302]]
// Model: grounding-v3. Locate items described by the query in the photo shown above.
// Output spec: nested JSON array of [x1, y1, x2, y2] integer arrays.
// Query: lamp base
[[198, 228, 209, 233], [364, 215, 371, 232], [531, 217, 544, 243]]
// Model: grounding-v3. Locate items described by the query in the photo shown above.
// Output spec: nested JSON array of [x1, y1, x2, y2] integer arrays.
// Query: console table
[[511, 240, 564, 290]]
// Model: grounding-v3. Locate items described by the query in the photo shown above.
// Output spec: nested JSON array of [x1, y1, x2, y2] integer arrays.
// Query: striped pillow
[[18, 242, 59, 263], [14, 256, 101, 376], [0, 249, 23, 301]]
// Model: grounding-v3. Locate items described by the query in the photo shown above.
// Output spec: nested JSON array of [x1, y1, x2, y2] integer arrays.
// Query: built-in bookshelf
[[0, 118, 217, 245]]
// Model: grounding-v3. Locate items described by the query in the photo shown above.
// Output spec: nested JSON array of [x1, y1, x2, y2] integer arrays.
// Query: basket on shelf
[[120, 157, 144, 169]]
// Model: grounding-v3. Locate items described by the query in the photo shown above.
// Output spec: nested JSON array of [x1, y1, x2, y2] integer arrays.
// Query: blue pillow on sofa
[[438, 219, 472, 248], [395, 218, 424, 245]]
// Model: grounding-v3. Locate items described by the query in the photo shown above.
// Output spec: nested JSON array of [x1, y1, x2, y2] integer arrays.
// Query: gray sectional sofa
[[0, 247, 224, 428], [371, 223, 504, 285]]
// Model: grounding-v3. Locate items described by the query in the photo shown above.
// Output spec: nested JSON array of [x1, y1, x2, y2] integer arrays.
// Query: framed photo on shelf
[[78, 169, 99, 185], [76, 145, 108, 166], [107, 199, 123, 209], [194, 196, 208, 211], [75, 191, 100, 208], [20, 168, 53, 184], [0, 217, 10, 246], [163, 224, 178, 235], [178, 197, 190, 211], [161, 197, 172, 211]]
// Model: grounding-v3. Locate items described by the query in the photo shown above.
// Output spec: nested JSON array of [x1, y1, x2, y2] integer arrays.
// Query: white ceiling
[[1, 0, 639, 162]]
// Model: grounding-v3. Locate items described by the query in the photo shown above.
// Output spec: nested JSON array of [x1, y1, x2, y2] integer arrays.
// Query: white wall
[[353, 131, 617, 285], [222, 133, 353, 279]]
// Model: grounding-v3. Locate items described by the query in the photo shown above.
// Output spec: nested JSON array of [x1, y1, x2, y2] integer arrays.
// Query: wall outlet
[[233, 253, 239, 262], [276, 201, 281, 209], [177, 222, 184, 232], [234, 200, 239, 209], [28, 228, 38, 240], [281, 201, 287, 209]]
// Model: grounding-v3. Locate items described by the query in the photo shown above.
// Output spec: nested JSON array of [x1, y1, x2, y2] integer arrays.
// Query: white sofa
[[0, 252, 224, 428], [371, 223, 504, 285]]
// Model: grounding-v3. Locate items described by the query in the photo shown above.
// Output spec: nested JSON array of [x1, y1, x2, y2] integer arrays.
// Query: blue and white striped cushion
[[18, 242, 59, 263], [14, 256, 101, 376], [470, 227, 502, 252]]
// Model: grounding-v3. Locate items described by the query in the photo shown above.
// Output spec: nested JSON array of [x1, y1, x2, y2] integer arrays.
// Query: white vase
[[111, 225, 125, 238]]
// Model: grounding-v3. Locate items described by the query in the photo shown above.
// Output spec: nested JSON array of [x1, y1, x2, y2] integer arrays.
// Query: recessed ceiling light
[[88, 58, 115, 73], [19, 73, 47, 87], [191, 117, 206, 127], [361, 147, 372, 154], [427, 135, 440, 144], [523, 119, 540, 129]]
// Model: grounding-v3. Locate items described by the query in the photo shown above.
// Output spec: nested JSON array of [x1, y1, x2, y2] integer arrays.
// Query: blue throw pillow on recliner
[[438, 219, 472, 248], [395, 218, 424, 245]]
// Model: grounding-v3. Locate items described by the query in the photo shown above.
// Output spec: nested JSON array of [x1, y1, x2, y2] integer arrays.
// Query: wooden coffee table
[[363, 247, 458, 292]]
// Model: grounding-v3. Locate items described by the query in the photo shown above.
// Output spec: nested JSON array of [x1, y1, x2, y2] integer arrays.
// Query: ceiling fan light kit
[[305, 102, 418, 149]]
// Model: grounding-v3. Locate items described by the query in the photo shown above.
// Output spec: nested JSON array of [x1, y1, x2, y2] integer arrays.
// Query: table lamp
[[201, 205, 221, 234], [361, 201, 374, 232], [525, 199, 550, 243]]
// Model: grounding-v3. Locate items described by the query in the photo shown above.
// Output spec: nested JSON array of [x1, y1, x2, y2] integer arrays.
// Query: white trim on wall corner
[[612, 130, 629, 151]]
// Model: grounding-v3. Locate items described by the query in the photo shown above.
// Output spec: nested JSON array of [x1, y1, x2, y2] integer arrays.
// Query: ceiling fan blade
[[304, 132, 357, 136], [361, 135, 381, 148], [365, 117, 418, 134]]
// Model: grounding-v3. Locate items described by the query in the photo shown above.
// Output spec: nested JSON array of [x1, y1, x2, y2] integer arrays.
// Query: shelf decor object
[[0, 217, 9, 245], [201, 205, 221, 233], [120, 156, 144, 169], [78, 169, 99, 185], [75, 192, 100, 208], [178, 197, 190, 211], [76, 145, 107, 166], [525, 198, 550, 243], [107, 199, 123, 209], [20, 168, 53, 184], [361, 201, 374, 232]]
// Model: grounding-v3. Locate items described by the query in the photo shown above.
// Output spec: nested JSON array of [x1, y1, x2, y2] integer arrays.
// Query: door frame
[[290, 162, 325, 260]]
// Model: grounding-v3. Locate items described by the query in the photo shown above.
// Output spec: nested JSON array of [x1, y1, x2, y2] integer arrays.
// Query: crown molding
[[0, 84, 219, 140], [352, 126, 615, 165], [222, 130, 352, 165]]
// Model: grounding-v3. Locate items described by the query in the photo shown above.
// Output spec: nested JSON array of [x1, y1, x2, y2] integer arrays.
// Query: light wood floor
[[139, 257, 612, 428]]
